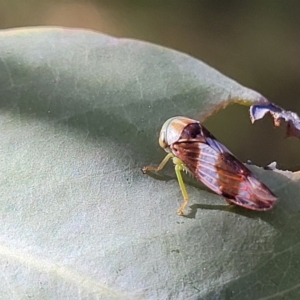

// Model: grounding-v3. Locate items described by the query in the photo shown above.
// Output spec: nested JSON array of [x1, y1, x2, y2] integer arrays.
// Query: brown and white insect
[[142, 116, 277, 215]]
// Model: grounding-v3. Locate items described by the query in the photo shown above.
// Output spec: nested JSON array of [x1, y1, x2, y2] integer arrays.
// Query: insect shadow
[[186, 203, 264, 219], [145, 170, 264, 219]]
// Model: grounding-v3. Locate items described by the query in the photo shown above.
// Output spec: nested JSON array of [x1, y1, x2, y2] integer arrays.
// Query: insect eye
[[158, 128, 168, 149], [159, 136, 168, 149]]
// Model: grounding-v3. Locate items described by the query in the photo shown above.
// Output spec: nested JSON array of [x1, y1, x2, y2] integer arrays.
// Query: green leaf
[[0, 27, 299, 299]]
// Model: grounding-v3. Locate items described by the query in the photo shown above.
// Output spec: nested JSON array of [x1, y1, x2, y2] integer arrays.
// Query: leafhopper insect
[[142, 116, 277, 215]]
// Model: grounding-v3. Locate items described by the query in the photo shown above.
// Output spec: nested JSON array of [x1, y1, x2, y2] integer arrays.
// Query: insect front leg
[[173, 158, 189, 216], [142, 153, 173, 174]]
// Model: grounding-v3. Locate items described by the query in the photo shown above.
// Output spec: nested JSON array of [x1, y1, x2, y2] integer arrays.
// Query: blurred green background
[[1, 0, 299, 170]]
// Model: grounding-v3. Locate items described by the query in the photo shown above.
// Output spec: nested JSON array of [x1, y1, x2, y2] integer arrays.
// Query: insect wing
[[200, 126, 233, 154], [171, 139, 277, 211], [213, 151, 276, 210]]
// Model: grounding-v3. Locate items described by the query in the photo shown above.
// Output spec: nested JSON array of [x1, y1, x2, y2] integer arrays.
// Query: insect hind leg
[[225, 198, 235, 206], [174, 161, 189, 216]]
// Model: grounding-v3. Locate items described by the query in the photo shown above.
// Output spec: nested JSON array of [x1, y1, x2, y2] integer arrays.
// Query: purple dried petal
[[250, 103, 300, 139]]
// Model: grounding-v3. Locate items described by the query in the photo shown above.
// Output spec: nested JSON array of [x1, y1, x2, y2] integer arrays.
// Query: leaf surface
[[0, 27, 299, 300]]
